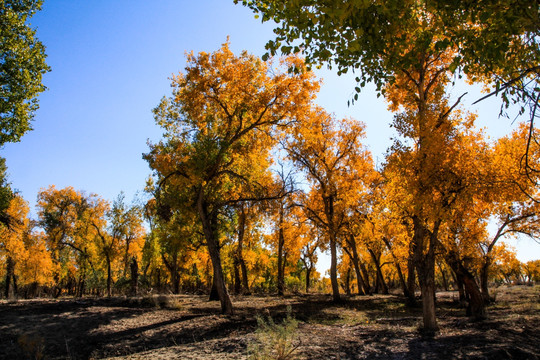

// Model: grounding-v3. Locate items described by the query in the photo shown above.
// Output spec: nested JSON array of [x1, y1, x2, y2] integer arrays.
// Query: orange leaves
[[146, 41, 322, 222], [0, 195, 30, 260], [286, 107, 374, 213]]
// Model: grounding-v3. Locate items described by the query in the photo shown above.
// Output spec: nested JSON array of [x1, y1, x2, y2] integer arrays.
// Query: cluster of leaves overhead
[[0, 0, 50, 145], [237, 0, 538, 103]]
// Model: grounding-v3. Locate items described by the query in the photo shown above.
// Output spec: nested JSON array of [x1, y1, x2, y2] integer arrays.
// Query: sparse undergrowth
[[248, 306, 300, 360], [0, 286, 538, 359]]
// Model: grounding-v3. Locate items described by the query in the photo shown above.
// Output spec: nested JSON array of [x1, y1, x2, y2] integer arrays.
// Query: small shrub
[[139, 295, 159, 308], [285, 276, 302, 294], [156, 295, 169, 308], [248, 306, 300, 360], [18, 333, 45, 360], [165, 297, 183, 310]]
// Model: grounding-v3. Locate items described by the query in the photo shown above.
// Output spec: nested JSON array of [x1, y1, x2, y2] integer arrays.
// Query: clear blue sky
[[3, 0, 538, 266]]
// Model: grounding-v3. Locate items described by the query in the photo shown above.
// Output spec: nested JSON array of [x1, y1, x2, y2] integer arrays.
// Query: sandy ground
[[0, 285, 538, 359]]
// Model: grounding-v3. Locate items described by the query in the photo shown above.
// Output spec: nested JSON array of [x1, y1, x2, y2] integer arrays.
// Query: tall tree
[[285, 108, 374, 302], [238, 1, 538, 330], [144, 42, 319, 314], [1, 0, 50, 145], [0, 195, 29, 299], [37, 186, 103, 297]]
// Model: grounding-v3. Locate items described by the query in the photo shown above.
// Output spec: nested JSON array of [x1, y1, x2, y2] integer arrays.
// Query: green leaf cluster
[[0, 0, 50, 145]]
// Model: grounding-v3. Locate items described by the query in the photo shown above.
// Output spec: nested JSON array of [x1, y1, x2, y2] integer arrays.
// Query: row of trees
[[0, 0, 538, 336], [1, 42, 539, 329], [236, 0, 539, 332], [141, 41, 539, 329], [1, 187, 145, 298], [1, 171, 538, 301]]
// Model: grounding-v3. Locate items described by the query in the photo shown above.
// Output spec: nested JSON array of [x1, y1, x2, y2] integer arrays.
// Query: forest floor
[[0, 285, 538, 359]]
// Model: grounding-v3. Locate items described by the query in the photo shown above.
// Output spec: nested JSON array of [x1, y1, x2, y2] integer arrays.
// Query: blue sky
[[3, 0, 538, 266]]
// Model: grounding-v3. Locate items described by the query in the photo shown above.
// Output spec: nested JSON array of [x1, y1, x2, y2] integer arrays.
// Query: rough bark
[[305, 266, 312, 293], [437, 261, 449, 291], [130, 257, 139, 296], [197, 194, 233, 315], [344, 266, 352, 296], [235, 205, 250, 295], [446, 251, 487, 320], [233, 259, 242, 294], [163, 254, 180, 295], [4, 256, 17, 300], [480, 257, 492, 302], [359, 262, 371, 294], [329, 235, 341, 302], [106, 257, 112, 298], [277, 221, 285, 296], [412, 216, 439, 333], [345, 235, 368, 295], [368, 248, 388, 295], [407, 245, 417, 305]]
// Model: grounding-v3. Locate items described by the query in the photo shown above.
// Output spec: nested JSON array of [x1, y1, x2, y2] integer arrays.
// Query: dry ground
[[0, 285, 538, 359]]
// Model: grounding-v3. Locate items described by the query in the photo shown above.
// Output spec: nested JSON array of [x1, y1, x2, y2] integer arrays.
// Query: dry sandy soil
[[0, 285, 538, 359]]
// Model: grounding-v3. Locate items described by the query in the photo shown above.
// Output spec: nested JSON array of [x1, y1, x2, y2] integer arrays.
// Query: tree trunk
[[407, 243, 417, 305], [156, 268, 162, 292], [233, 258, 241, 294], [236, 205, 251, 295], [163, 254, 181, 295], [480, 257, 491, 302], [446, 251, 486, 320], [368, 248, 388, 295], [305, 266, 312, 293], [209, 277, 219, 301], [106, 257, 112, 298], [323, 195, 340, 302], [240, 257, 250, 295], [173, 270, 180, 294], [382, 237, 410, 299], [412, 216, 439, 333], [344, 266, 352, 296], [277, 208, 285, 296], [329, 236, 341, 302], [346, 235, 368, 295], [351, 256, 366, 296], [4, 256, 17, 300], [438, 262, 449, 291], [130, 257, 139, 296], [359, 262, 371, 294], [198, 195, 233, 315]]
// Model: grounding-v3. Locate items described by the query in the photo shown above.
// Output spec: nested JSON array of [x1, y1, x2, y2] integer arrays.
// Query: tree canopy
[[0, 0, 50, 145]]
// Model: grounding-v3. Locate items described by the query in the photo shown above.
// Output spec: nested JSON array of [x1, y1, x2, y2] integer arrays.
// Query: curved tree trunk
[[198, 195, 233, 315], [446, 251, 486, 320], [382, 237, 410, 299], [345, 235, 368, 295], [359, 262, 371, 294], [368, 248, 389, 295]]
